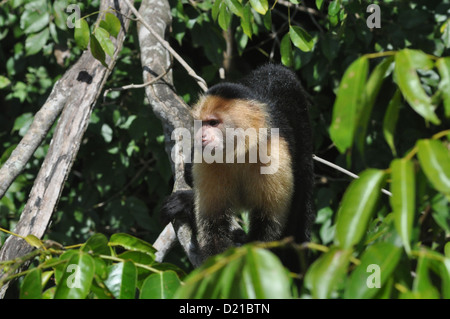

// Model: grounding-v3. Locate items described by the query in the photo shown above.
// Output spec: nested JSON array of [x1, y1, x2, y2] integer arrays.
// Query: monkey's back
[[241, 64, 314, 243]]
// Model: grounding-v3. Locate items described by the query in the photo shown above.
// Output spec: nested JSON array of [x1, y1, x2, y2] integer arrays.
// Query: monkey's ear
[[160, 190, 195, 225]]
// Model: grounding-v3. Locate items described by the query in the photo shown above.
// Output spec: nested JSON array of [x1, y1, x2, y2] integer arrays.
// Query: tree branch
[[0, 0, 133, 298], [135, 0, 202, 265]]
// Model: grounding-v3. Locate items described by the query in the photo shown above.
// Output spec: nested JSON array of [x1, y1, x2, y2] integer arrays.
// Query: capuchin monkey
[[162, 64, 314, 267]]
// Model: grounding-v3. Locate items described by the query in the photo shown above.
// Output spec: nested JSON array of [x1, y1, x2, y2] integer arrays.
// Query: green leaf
[[391, 159, 415, 254], [382, 90, 402, 156], [330, 56, 369, 153], [82, 233, 111, 256], [21, 8, 49, 34], [24, 234, 44, 248], [89, 34, 107, 67], [52, 1, 68, 30], [263, 9, 272, 31], [109, 233, 156, 259], [54, 252, 95, 299], [140, 271, 181, 299], [74, 18, 90, 50], [225, 0, 244, 18], [417, 139, 450, 195], [99, 12, 121, 38], [328, 0, 341, 16], [241, 3, 253, 38], [94, 27, 114, 57], [25, 28, 49, 56], [316, 0, 324, 10], [356, 56, 394, 155], [412, 253, 440, 298], [394, 49, 440, 125], [249, 0, 269, 15], [305, 247, 352, 299], [20, 268, 42, 299], [280, 33, 293, 67], [104, 261, 137, 299], [212, 0, 223, 21], [289, 25, 314, 52], [436, 57, 450, 118], [431, 193, 450, 234], [12, 112, 33, 135], [344, 242, 402, 299], [175, 245, 292, 298], [101, 123, 113, 143], [0, 75, 11, 89], [218, 2, 232, 31], [335, 169, 386, 249]]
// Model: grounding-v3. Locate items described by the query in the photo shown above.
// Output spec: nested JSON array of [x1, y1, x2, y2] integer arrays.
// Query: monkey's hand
[[160, 190, 195, 225]]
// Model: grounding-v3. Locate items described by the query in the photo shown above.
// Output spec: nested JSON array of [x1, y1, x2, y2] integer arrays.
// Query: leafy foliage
[[1, 0, 450, 299]]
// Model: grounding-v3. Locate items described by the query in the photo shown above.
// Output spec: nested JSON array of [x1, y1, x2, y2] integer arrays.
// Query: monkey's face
[[196, 116, 225, 151]]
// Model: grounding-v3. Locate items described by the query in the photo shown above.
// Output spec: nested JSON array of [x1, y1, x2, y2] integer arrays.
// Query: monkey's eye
[[208, 120, 220, 127]]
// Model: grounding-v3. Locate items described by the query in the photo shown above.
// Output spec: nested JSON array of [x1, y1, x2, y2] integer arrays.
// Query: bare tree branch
[[0, 0, 133, 298], [135, 0, 203, 266]]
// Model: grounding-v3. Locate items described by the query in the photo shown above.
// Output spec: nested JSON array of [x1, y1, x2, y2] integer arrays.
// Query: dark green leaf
[[417, 139, 450, 195], [280, 33, 293, 67], [104, 261, 137, 299], [412, 253, 440, 298], [345, 243, 402, 299], [263, 9, 272, 31], [330, 56, 369, 153], [82, 233, 111, 256], [382, 90, 402, 156], [99, 12, 121, 38], [335, 169, 386, 249], [109, 233, 156, 259], [74, 18, 90, 50], [356, 56, 394, 154], [241, 3, 253, 38], [394, 49, 440, 125], [140, 271, 181, 299], [305, 247, 352, 299], [175, 245, 291, 298], [89, 34, 107, 67], [94, 27, 114, 57], [436, 57, 450, 118], [391, 159, 415, 254], [289, 25, 314, 52], [20, 268, 42, 299], [54, 252, 95, 299]]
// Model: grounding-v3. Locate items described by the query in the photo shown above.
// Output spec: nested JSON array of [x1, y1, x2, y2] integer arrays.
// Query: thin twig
[[122, 0, 208, 92], [103, 63, 172, 101], [312, 154, 392, 197]]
